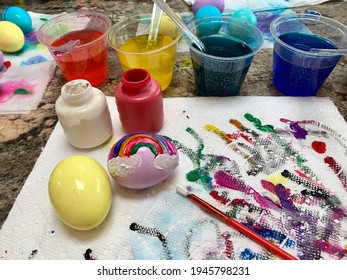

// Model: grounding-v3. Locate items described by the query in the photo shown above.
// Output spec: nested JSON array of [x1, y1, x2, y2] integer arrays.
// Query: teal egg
[[192, 0, 225, 14], [231, 9, 257, 26], [195, 6, 222, 36], [2, 6, 32, 34]]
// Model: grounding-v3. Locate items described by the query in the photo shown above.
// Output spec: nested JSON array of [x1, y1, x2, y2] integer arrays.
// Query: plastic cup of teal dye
[[270, 14, 347, 96], [185, 15, 264, 97]]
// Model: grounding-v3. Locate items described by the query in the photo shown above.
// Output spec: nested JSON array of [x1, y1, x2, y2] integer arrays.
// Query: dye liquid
[[273, 32, 341, 96], [118, 34, 176, 91], [51, 30, 108, 86], [192, 35, 253, 96]]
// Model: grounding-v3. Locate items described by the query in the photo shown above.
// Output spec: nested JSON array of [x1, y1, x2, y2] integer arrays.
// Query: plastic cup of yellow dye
[[108, 14, 182, 91]]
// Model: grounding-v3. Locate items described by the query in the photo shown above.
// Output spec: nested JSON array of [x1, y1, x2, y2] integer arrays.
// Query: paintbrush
[[176, 186, 298, 260]]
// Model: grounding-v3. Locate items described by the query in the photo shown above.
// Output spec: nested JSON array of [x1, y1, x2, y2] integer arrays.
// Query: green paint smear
[[14, 88, 31, 95], [172, 127, 204, 168], [226, 210, 237, 219], [172, 127, 224, 191], [244, 113, 274, 132], [186, 169, 201, 182]]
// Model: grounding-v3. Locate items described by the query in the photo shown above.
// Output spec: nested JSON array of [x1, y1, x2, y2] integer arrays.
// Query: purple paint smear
[[280, 118, 308, 139]]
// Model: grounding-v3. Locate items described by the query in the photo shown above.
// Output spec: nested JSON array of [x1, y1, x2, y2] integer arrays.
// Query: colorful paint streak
[[221, 232, 235, 259], [0, 80, 34, 103], [324, 157, 347, 192], [245, 113, 274, 132], [280, 118, 308, 139], [125, 109, 347, 260], [240, 247, 268, 260], [170, 113, 347, 260]]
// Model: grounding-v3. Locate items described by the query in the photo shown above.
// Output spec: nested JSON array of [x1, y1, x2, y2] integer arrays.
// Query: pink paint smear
[[0, 80, 34, 103]]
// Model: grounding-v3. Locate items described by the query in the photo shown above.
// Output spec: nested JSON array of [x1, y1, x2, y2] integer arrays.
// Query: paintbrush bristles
[[176, 185, 190, 197]]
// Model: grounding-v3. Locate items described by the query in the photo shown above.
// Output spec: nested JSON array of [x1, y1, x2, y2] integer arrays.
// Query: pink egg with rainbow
[[192, 0, 225, 15], [107, 133, 179, 189]]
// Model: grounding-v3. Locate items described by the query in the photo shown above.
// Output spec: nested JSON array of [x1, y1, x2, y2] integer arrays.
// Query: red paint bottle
[[115, 68, 164, 133]]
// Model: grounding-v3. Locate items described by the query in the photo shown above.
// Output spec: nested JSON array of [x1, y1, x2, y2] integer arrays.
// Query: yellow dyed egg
[[49, 155, 112, 230], [0, 21, 25, 52]]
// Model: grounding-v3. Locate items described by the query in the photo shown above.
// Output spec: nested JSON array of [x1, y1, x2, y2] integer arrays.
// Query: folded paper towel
[[0, 12, 59, 114]]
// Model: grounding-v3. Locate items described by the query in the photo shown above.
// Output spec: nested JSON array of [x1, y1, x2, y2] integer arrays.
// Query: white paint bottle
[[55, 79, 113, 149]]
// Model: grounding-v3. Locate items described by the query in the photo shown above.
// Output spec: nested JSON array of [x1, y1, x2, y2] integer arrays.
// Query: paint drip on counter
[[55, 79, 113, 149]]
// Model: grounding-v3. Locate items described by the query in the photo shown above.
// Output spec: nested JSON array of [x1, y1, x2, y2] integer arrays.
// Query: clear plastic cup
[[270, 13, 347, 96], [186, 15, 264, 97], [108, 14, 182, 91], [37, 11, 111, 87]]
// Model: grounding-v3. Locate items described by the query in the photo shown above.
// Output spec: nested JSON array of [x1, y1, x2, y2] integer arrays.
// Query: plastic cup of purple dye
[[186, 15, 264, 97], [270, 14, 347, 96]]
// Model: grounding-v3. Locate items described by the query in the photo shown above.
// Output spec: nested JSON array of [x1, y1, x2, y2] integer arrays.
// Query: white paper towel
[[0, 12, 59, 114], [1, 96, 347, 260]]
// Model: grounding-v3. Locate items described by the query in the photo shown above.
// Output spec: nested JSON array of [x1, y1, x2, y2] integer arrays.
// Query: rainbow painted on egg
[[107, 133, 179, 189]]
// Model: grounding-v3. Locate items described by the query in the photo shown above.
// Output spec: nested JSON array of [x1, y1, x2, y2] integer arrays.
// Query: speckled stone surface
[[0, 0, 346, 229]]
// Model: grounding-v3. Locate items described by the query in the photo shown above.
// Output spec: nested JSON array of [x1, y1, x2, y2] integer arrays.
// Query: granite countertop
[[0, 0, 346, 229]]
